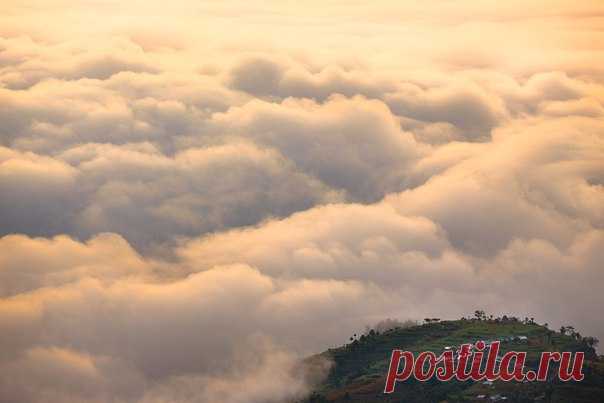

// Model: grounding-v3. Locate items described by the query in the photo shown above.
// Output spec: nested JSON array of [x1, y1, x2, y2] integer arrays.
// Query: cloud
[[0, 36, 158, 89], [69, 141, 340, 248], [0, 142, 340, 249], [140, 338, 330, 403], [1, 197, 602, 401], [0, 242, 338, 402], [208, 95, 424, 201], [1, 1, 604, 402], [385, 83, 507, 140], [228, 57, 396, 101], [0, 147, 78, 236]]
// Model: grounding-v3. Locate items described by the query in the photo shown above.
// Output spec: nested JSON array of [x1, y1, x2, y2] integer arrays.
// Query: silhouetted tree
[[583, 336, 599, 348], [474, 310, 486, 320]]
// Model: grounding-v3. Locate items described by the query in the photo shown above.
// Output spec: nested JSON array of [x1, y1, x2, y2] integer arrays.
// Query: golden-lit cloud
[[0, 1, 603, 402]]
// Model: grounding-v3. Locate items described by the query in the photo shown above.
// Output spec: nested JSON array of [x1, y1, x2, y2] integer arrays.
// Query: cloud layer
[[1, 1, 603, 402]]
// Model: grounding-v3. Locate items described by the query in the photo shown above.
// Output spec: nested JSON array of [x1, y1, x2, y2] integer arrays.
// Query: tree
[[474, 310, 486, 320], [583, 336, 599, 348]]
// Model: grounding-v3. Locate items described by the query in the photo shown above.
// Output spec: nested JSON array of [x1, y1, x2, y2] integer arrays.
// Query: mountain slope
[[303, 317, 604, 402]]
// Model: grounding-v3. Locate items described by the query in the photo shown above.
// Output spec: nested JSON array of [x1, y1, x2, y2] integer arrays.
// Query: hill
[[302, 315, 604, 402]]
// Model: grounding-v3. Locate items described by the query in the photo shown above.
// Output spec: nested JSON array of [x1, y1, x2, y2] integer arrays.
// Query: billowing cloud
[[0, 142, 340, 249], [229, 57, 396, 101], [207, 95, 424, 201], [1, 1, 603, 402]]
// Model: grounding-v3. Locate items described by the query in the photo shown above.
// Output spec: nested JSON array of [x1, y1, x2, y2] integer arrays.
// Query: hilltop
[[302, 314, 604, 402]]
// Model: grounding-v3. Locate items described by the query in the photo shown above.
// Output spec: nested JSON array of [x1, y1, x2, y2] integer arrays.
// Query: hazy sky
[[1, 1, 603, 402]]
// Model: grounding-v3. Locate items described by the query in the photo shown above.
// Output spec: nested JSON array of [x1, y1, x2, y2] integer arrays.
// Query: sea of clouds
[[0, 1, 603, 402]]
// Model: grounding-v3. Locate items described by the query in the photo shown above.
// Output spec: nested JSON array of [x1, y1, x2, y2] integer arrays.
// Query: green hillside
[[303, 315, 604, 403]]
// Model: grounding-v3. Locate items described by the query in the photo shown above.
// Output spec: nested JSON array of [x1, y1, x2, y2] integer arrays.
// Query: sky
[[0, 1, 603, 402]]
